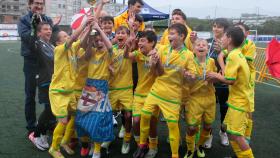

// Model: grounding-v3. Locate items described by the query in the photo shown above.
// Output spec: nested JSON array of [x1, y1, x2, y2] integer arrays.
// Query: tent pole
[[168, 4, 171, 27]]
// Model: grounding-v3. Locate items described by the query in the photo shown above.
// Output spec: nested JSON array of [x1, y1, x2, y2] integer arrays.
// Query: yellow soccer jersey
[[88, 48, 111, 81], [114, 11, 145, 31], [241, 39, 256, 83], [109, 45, 133, 89], [189, 57, 217, 96], [72, 48, 90, 91], [150, 45, 196, 104], [50, 40, 81, 92], [159, 25, 193, 51], [224, 48, 251, 112], [132, 50, 157, 97]]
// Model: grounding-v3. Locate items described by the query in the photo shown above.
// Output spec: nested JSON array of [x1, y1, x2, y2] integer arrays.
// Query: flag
[[266, 38, 280, 78]]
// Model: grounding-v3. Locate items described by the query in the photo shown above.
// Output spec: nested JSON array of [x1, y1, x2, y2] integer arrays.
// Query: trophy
[[87, 0, 97, 6]]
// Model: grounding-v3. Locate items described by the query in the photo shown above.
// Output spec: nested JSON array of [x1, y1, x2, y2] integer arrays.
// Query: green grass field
[[0, 41, 279, 158]]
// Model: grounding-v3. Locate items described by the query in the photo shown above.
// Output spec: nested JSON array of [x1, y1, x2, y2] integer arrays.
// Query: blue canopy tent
[[116, 1, 169, 21]]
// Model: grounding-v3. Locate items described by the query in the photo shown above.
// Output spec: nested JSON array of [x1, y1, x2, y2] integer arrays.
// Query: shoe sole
[[29, 138, 47, 151]]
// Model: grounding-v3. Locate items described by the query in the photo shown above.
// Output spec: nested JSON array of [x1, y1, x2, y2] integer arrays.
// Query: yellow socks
[[124, 132, 132, 143], [245, 119, 253, 143], [230, 141, 254, 158], [51, 122, 67, 150], [93, 142, 101, 154], [197, 129, 211, 146], [167, 122, 180, 157], [139, 112, 152, 145], [149, 137, 158, 149], [238, 149, 254, 158], [61, 116, 75, 145], [186, 134, 196, 153]]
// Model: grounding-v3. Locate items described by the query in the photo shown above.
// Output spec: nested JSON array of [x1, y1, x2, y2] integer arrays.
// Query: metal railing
[[255, 47, 280, 86]]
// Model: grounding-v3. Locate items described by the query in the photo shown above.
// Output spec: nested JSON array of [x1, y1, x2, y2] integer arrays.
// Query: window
[[2, 5, 5, 9], [7, 5, 11, 9], [58, 4, 61, 8], [14, 6, 19, 10]]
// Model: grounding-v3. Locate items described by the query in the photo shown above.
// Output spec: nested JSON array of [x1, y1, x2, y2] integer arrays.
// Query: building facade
[[0, 0, 27, 24], [45, 0, 82, 25]]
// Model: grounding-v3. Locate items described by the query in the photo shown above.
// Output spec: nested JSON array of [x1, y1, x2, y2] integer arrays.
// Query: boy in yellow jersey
[[124, 30, 160, 158], [134, 23, 196, 158], [207, 27, 254, 158], [114, 0, 145, 31], [108, 26, 133, 154], [218, 22, 256, 144], [184, 39, 217, 158], [159, 9, 197, 51], [75, 21, 114, 158], [48, 16, 94, 158], [59, 47, 91, 156]]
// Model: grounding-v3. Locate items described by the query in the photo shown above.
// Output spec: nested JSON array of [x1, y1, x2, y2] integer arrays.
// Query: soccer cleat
[[133, 145, 149, 158], [219, 130, 229, 146], [101, 142, 111, 149], [48, 147, 65, 158], [196, 146, 205, 158], [113, 116, 118, 127], [91, 152, 101, 158], [184, 151, 194, 158], [144, 148, 158, 158], [89, 145, 94, 156], [40, 135, 50, 149], [80, 147, 90, 157], [118, 126, 125, 138], [61, 143, 75, 155], [203, 134, 213, 149], [28, 132, 47, 151], [121, 140, 130, 154]]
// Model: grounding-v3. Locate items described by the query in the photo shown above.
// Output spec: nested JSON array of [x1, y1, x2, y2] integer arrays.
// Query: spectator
[[17, 0, 61, 135]]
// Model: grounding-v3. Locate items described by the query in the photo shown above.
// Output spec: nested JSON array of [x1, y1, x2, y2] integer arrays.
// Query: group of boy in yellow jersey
[[37, 0, 256, 157]]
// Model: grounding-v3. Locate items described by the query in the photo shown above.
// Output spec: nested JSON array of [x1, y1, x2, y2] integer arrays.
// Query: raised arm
[[94, 0, 110, 19], [123, 36, 137, 60], [65, 16, 94, 49], [206, 72, 235, 85], [92, 21, 112, 53], [149, 49, 164, 76], [80, 25, 92, 49]]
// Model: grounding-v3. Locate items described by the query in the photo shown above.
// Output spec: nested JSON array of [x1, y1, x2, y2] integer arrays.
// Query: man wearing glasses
[[18, 0, 61, 135]]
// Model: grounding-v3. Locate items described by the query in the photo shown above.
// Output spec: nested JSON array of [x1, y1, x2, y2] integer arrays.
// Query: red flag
[[70, 7, 96, 30], [266, 38, 280, 78]]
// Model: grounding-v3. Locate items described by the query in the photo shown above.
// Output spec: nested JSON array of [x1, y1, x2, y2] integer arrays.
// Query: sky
[[115, 0, 280, 18]]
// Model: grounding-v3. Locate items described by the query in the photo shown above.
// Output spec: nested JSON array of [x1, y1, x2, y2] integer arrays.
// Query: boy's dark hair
[[135, 14, 144, 23], [172, 8, 183, 14], [213, 18, 230, 31], [128, 0, 144, 6], [139, 31, 157, 48], [172, 9, 187, 21], [235, 21, 250, 31], [225, 27, 245, 47], [169, 23, 188, 41], [144, 24, 155, 31], [116, 26, 130, 34], [36, 22, 51, 32], [52, 31, 61, 46], [29, 0, 45, 5], [101, 16, 114, 25]]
